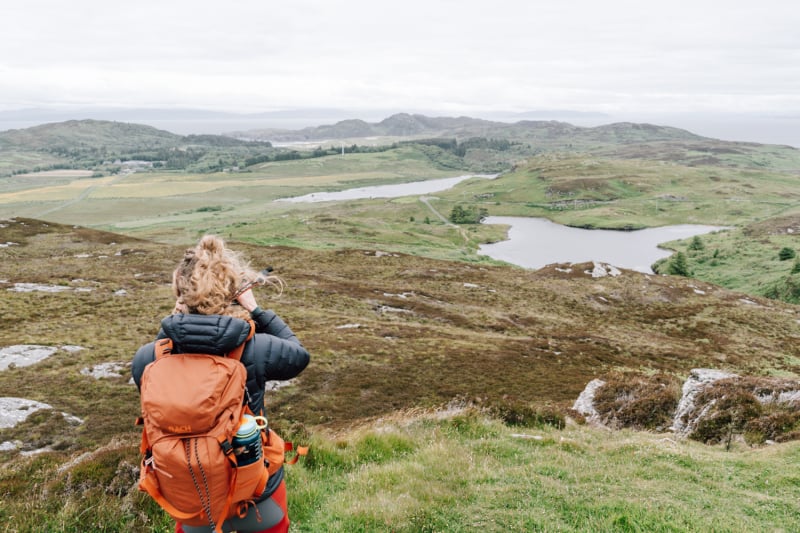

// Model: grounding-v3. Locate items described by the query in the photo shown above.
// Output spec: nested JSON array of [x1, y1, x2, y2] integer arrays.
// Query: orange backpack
[[136, 321, 296, 532]]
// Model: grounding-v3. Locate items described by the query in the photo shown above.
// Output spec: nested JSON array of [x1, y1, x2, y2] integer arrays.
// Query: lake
[[275, 174, 497, 203], [276, 175, 727, 273], [478, 216, 727, 273]]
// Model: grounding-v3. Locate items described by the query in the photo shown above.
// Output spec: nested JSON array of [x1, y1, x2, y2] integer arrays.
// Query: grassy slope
[[1, 219, 799, 530], [288, 412, 800, 532], [2, 121, 800, 529], [3, 143, 799, 301]]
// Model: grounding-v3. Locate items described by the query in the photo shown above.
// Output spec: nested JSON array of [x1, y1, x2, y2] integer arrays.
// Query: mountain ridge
[[227, 112, 705, 144], [0, 118, 269, 153]]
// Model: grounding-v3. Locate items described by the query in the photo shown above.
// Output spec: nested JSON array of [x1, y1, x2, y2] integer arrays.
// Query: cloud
[[1, 0, 798, 115]]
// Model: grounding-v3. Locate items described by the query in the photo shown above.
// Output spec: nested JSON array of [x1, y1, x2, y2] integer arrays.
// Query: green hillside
[[0, 119, 276, 176], [0, 218, 799, 530], [0, 117, 799, 530], [2, 117, 800, 305]]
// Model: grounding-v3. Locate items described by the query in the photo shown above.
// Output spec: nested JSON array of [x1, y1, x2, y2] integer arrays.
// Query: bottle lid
[[236, 414, 258, 437]]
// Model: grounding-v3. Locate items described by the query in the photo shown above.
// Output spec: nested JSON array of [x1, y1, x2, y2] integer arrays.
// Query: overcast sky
[[1, 1, 799, 142]]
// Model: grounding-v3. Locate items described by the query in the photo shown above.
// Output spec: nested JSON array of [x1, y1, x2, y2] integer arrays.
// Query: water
[[275, 175, 727, 273], [478, 216, 728, 273], [275, 174, 497, 203]]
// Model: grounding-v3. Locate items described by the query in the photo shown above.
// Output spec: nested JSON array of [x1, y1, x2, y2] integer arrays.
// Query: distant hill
[[227, 112, 704, 145], [2, 115, 797, 180], [0, 119, 268, 153], [0, 119, 182, 152], [0, 119, 275, 176]]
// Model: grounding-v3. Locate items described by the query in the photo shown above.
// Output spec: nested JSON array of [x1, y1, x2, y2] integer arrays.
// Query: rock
[[0, 440, 21, 451], [572, 378, 606, 420], [265, 380, 295, 392], [80, 362, 128, 379], [670, 368, 737, 436], [586, 262, 622, 278], [0, 397, 57, 429], [7, 283, 72, 293], [576, 369, 800, 443], [0, 345, 58, 371], [0, 345, 84, 371]]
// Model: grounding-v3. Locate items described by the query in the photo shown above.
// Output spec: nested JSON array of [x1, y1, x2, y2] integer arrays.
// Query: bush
[[778, 247, 796, 261], [449, 204, 489, 224], [487, 398, 565, 429], [744, 411, 800, 445], [688, 236, 705, 251], [592, 372, 681, 430], [667, 252, 691, 276], [688, 380, 763, 445], [763, 274, 800, 304]]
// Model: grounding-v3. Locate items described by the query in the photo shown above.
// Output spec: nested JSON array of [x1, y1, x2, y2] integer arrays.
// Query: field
[[1, 118, 800, 530], [3, 140, 799, 301], [1, 217, 799, 530]]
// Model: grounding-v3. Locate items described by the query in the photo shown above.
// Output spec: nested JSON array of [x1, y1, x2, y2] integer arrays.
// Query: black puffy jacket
[[131, 307, 310, 497]]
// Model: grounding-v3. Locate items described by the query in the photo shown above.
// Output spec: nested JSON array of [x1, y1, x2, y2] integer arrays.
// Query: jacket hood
[[160, 314, 251, 355]]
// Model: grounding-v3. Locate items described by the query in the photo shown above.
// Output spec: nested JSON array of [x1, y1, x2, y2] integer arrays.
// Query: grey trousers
[[180, 495, 285, 533]]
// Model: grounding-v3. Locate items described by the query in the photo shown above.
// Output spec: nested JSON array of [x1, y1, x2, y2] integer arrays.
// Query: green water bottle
[[232, 414, 262, 466]]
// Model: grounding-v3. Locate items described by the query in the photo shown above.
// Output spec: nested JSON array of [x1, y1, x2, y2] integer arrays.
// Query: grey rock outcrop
[[670, 368, 737, 436], [572, 378, 606, 421]]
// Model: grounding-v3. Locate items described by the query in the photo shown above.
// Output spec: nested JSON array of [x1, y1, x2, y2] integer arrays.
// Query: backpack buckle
[[220, 439, 234, 456]]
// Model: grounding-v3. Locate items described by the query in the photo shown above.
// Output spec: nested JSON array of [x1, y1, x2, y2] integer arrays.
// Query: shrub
[[688, 380, 763, 445], [592, 372, 681, 430], [763, 274, 800, 304], [668, 252, 691, 276], [449, 204, 488, 224], [688, 236, 705, 251], [778, 247, 796, 261], [744, 411, 800, 445], [487, 398, 565, 429]]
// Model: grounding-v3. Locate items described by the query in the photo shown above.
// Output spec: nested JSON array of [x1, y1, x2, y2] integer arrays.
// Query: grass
[[2, 122, 800, 530], [2, 141, 799, 304], [652, 217, 800, 302], [2, 408, 799, 532], [286, 411, 800, 532]]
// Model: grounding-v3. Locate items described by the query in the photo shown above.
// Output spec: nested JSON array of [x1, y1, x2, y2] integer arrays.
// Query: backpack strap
[[154, 338, 173, 360], [284, 441, 309, 465], [227, 320, 256, 362], [139, 474, 202, 522]]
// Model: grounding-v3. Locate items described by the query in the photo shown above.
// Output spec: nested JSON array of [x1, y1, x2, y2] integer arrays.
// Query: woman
[[132, 235, 310, 533]]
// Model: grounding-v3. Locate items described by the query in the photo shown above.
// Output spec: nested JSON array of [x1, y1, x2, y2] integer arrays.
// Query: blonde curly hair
[[172, 235, 282, 320]]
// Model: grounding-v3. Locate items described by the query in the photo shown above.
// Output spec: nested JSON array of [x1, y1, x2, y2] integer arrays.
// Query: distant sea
[[570, 114, 800, 149]]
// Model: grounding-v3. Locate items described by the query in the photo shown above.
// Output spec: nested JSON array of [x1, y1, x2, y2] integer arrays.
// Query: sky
[[1, 0, 799, 144]]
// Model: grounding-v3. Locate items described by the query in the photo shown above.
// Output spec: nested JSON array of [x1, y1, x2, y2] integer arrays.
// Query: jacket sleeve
[[250, 309, 310, 381], [251, 307, 299, 341], [131, 342, 156, 390], [253, 335, 310, 381]]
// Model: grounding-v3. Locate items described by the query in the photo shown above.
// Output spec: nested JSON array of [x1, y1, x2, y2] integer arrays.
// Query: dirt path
[[419, 196, 452, 225], [419, 195, 470, 244]]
